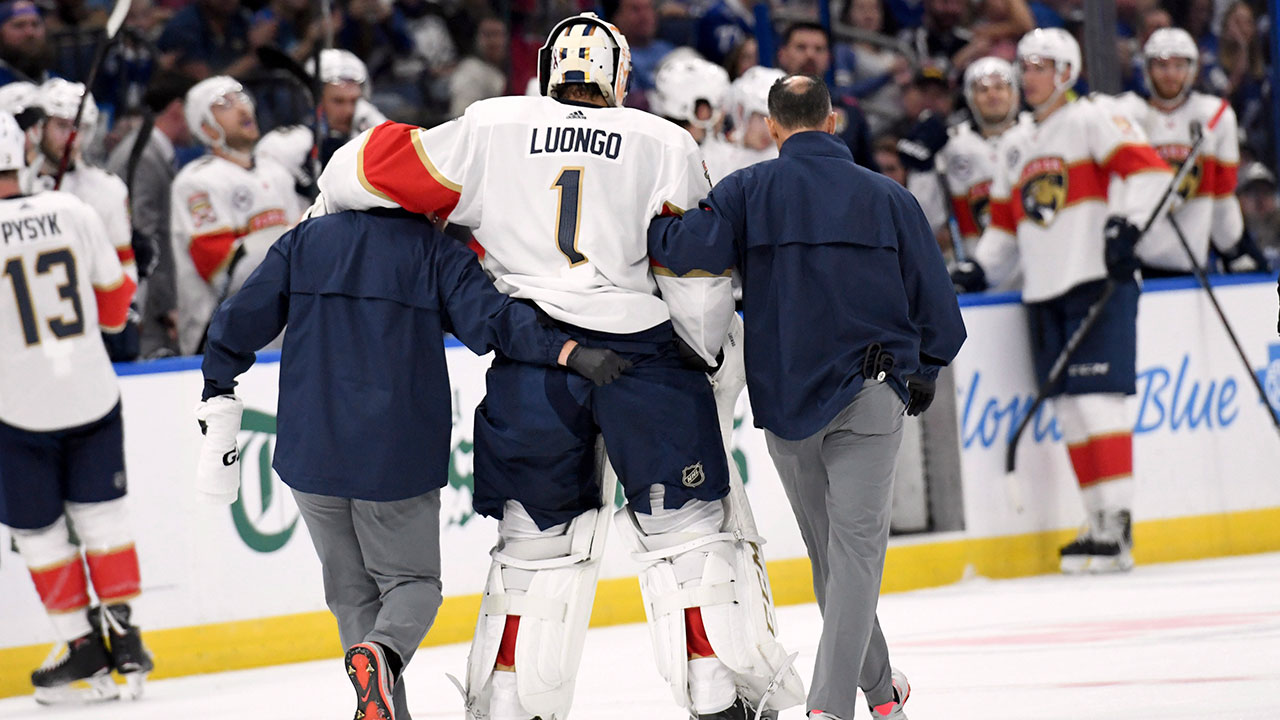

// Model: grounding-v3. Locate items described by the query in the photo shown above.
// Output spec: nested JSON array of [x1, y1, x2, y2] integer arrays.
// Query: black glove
[[904, 373, 936, 416], [1104, 216, 1141, 281], [101, 307, 140, 362], [949, 260, 987, 294], [565, 345, 632, 386], [673, 334, 719, 374], [1220, 230, 1272, 273], [131, 230, 160, 279]]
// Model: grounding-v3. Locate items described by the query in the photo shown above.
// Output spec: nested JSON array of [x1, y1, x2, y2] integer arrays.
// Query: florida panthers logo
[[968, 180, 992, 232], [1156, 144, 1202, 201], [1019, 157, 1068, 227]]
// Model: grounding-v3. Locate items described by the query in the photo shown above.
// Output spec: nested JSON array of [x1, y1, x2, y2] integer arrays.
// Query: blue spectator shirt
[[156, 4, 253, 73]]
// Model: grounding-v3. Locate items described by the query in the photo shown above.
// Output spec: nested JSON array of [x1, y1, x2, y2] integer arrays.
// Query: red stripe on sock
[[496, 615, 520, 668], [85, 545, 141, 602], [685, 608, 715, 657], [30, 557, 90, 613], [1083, 433, 1133, 487], [1067, 442, 1096, 488]]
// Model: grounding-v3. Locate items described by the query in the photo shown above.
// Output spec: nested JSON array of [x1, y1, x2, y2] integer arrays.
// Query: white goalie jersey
[[315, 96, 734, 364], [1112, 91, 1244, 271]]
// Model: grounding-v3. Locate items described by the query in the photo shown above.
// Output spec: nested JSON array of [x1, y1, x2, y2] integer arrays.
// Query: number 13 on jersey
[[552, 167, 588, 267]]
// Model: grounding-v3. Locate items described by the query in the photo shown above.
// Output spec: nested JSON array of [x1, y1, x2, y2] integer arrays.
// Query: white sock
[[489, 670, 532, 720], [689, 656, 736, 714]]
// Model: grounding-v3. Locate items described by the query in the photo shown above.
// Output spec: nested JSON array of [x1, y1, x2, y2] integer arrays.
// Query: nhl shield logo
[[681, 462, 706, 488], [1020, 156, 1068, 227]]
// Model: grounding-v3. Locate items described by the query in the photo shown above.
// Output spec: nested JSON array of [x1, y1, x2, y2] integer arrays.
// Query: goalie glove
[[194, 395, 244, 505]]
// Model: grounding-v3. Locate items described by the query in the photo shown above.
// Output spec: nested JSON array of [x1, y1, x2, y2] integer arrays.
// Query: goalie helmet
[[963, 56, 1018, 130], [1142, 28, 1198, 105], [0, 112, 25, 172], [307, 48, 371, 92], [39, 78, 98, 139], [185, 75, 255, 149], [650, 54, 731, 130], [726, 65, 784, 135], [538, 12, 632, 107], [1016, 28, 1080, 111]]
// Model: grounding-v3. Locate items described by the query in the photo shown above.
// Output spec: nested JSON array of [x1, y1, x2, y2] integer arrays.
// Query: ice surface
[[3, 551, 1278, 719]]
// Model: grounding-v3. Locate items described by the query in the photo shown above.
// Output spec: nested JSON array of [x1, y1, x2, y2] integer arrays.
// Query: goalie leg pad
[[464, 500, 608, 720], [616, 485, 806, 714]]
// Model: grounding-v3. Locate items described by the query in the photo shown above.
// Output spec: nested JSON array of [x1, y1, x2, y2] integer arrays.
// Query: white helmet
[[39, 78, 99, 136], [0, 81, 40, 115], [1016, 28, 1080, 111], [651, 55, 731, 129], [963, 56, 1018, 129], [726, 66, 784, 136], [185, 75, 255, 149], [0, 113, 25, 172], [307, 48, 371, 91], [1142, 28, 1198, 105], [538, 12, 632, 108]]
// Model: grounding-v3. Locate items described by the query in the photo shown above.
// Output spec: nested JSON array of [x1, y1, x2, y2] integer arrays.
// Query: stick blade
[[105, 0, 132, 39]]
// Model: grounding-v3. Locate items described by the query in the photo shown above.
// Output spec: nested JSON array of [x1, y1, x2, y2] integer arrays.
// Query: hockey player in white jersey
[[938, 57, 1021, 266], [702, 65, 785, 185], [255, 48, 388, 206], [954, 29, 1173, 573], [0, 112, 153, 704], [33, 80, 135, 285], [170, 76, 300, 355], [1112, 28, 1269, 277], [649, 51, 731, 147], [315, 12, 803, 720]]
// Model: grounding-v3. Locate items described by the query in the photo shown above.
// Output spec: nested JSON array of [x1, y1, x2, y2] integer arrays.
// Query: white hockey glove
[[194, 395, 245, 505]]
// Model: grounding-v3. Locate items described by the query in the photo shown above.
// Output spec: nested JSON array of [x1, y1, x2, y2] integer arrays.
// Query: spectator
[[1027, 0, 1075, 29], [776, 22, 878, 169], [1239, 163, 1280, 256], [900, 0, 974, 75], [0, 0, 53, 85], [259, 0, 339, 64], [448, 15, 508, 118], [1122, 6, 1173, 92], [696, 0, 754, 65], [835, 0, 912, 134], [336, 0, 415, 87], [892, 67, 953, 238], [724, 35, 759, 79], [951, 0, 1034, 68], [105, 70, 195, 359], [1211, 1, 1271, 169], [873, 134, 906, 185], [605, 0, 674, 104], [156, 0, 275, 80]]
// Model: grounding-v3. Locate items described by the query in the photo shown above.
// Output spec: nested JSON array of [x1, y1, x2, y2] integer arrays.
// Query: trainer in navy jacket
[[649, 130, 967, 441], [201, 209, 573, 501]]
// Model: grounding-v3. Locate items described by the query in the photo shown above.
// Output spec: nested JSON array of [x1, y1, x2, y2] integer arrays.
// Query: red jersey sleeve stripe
[[358, 122, 461, 218], [951, 196, 980, 238], [94, 274, 136, 332], [1203, 158, 1238, 197], [116, 245, 135, 264], [988, 196, 1016, 233], [189, 229, 238, 283], [1101, 143, 1171, 179]]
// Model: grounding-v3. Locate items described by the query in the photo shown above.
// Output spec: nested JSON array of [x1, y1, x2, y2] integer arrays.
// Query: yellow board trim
[[2, 506, 1278, 699]]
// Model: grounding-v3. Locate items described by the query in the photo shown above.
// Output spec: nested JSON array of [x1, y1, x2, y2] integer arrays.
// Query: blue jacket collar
[[779, 131, 853, 160]]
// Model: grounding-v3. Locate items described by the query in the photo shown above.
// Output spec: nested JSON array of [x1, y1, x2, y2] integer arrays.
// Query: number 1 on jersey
[[552, 167, 588, 267]]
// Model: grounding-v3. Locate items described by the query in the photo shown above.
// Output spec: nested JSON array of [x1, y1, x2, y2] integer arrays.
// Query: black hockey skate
[[1059, 511, 1134, 574], [95, 604, 154, 699], [31, 628, 118, 705]]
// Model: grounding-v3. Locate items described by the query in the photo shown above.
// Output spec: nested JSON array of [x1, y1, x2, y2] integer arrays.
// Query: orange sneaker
[[869, 668, 910, 719], [346, 642, 394, 720]]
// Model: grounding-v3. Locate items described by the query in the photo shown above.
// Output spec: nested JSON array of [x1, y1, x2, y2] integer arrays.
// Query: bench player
[[954, 29, 1173, 573], [313, 13, 804, 720], [0, 112, 153, 704], [1113, 27, 1269, 276]]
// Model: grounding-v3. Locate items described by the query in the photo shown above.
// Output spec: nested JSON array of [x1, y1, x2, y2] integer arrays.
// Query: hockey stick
[[52, 0, 132, 190], [1167, 211, 1280, 435], [257, 45, 324, 192], [123, 110, 153, 196], [934, 153, 970, 264], [1003, 105, 1229, 477]]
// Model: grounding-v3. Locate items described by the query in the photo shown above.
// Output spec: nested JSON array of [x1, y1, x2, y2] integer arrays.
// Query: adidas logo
[[566, 110, 586, 120]]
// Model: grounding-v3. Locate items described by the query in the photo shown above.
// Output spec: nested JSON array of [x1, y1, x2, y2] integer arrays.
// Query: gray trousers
[[764, 380, 904, 719], [292, 488, 444, 720]]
